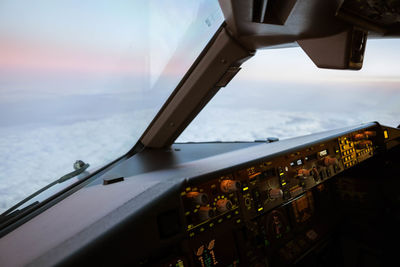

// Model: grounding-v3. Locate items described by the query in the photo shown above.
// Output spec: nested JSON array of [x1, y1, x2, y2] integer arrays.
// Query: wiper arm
[[0, 160, 89, 222]]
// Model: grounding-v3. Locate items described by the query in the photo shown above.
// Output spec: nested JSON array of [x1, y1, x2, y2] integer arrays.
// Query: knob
[[220, 180, 241, 193], [353, 133, 365, 140], [269, 188, 283, 199], [186, 192, 208, 205], [216, 199, 233, 212], [198, 206, 214, 220], [364, 131, 376, 137], [322, 156, 338, 166], [297, 169, 311, 178]]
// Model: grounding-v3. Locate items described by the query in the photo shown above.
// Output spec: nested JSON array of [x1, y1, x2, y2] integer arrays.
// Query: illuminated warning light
[[189, 232, 195, 237], [384, 130, 389, 139], [209, 223, 214, 228], [185, 187, 191, 192], [281, 182, 287, 186], [242, 186, 249, 191], [258, 207, 264, 212], [234, 210, 239, 215], [279, 172, 284, 176], [226, 214, 232, 219], [187, 224, 193, 230], [199, 227, 205, 232], [185, 211, 190, 216], [217, 218, 223, 223], [180, 191, 186, 196], [236, 219, 241, 224]]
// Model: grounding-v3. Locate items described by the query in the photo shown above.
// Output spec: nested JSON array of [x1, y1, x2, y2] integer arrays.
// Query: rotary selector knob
[[269, 188, 283, 199], [364, 131, 376, 137], [220, 180, 241, 193], [322, 156, 338, 166], [353, 133, 365, 140], [186, 191, 208, 205], [216, 199, 233, 212], [198, 206, 214, 220]]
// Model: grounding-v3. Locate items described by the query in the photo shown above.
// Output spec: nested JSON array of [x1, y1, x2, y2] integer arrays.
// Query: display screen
[[266, 208, 290, 240], [291, 191, 315, 224]]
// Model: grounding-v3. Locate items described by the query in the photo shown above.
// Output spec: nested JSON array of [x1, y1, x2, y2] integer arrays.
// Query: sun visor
[[298, 27, 367, 70]]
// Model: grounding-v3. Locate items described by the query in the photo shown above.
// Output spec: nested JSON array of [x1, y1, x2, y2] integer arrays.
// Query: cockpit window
[[0, 1, 223, 213], [178, 39, 400, 142]]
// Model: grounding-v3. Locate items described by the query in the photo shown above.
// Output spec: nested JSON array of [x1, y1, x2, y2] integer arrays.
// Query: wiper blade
[[0, 201, 39, 225], [0, 160, 89, 221]]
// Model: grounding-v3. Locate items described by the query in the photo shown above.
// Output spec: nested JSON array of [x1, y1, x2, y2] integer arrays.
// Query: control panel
[[150, 126, 382, 266]]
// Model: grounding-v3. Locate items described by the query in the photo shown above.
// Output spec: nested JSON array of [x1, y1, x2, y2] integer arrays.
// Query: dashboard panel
[[163, 125, 381, 266]]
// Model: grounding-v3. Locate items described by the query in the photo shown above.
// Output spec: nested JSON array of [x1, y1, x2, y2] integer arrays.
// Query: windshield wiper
[[0, 160, 89, 223]]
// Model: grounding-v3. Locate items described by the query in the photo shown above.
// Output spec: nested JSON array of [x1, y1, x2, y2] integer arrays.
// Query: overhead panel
[[338, 0, 400, 31]]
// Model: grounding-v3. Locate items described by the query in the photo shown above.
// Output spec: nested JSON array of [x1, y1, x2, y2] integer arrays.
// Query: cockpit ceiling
[[218, 0, 400, 50], [340, 0, 400, 27]]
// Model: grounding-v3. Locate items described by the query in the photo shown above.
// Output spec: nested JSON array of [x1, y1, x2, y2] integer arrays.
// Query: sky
[[0, 1, 399, 213]]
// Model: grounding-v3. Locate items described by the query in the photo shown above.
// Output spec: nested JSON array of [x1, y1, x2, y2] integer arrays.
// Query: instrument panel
[[174, 126, 379, 266]]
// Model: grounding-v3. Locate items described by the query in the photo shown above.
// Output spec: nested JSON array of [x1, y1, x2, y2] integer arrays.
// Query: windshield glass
[[178, 39, 400, 142], [0, 1, 223, 213]]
